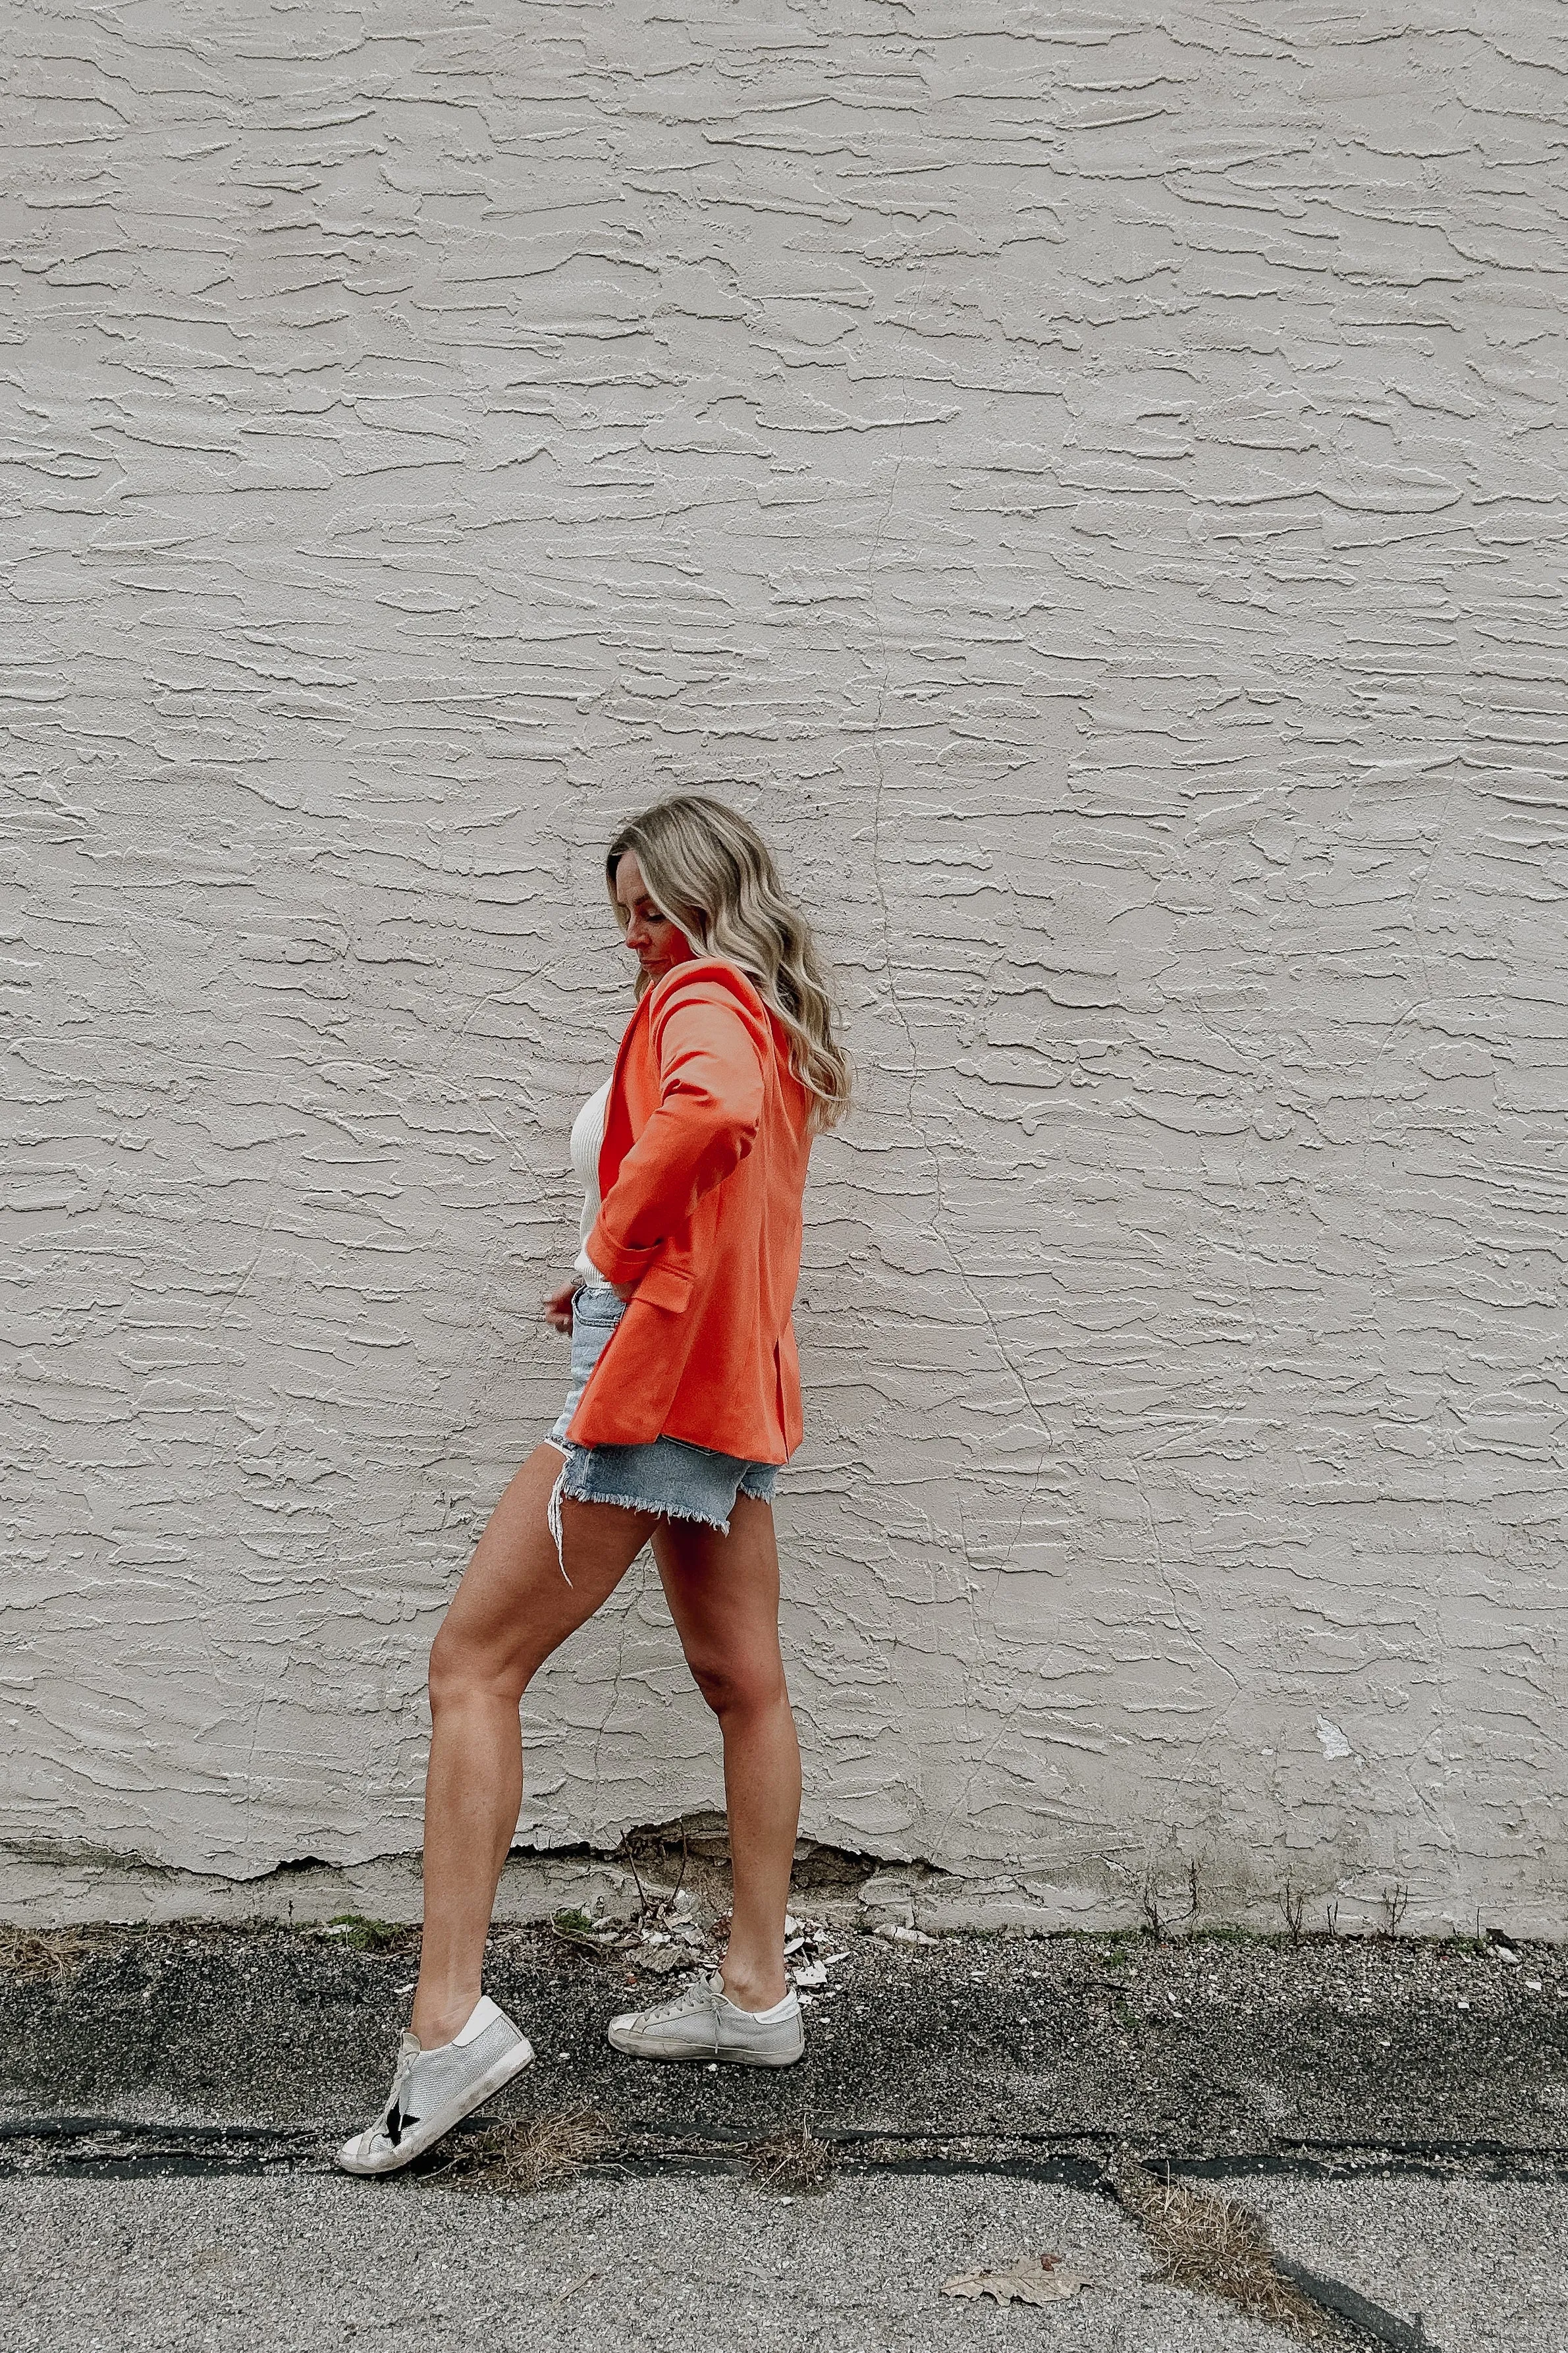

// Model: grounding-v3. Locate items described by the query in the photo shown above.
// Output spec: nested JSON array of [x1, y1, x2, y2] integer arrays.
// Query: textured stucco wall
[[5, 2, 1565, 1932]]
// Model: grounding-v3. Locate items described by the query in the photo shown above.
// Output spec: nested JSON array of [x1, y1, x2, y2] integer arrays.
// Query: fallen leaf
[[942, 2253, 1093, 2307]]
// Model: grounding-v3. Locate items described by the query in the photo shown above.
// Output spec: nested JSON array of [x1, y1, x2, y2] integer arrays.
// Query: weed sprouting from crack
[[548, 1907, 614, 1957], [318, 1914, 408, 1953], [746, 2117, 836, 2196], [429, 2107, 616, 2197], [1110, 2155, 1343, 2344], [0, 1927, 92, 1985]]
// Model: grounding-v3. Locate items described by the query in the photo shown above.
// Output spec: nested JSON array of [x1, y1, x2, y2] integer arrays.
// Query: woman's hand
[[542, 1280, 578, 1333], [580, 1241, 637, 1306]]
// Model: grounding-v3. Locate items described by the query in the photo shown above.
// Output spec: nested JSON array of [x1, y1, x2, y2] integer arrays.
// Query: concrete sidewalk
[[1, 1916, 1563, 2351], [6, 2170, 1565, 2353]]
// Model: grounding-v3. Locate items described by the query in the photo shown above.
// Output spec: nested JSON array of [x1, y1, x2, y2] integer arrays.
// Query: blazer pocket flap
[[638, 1261, 693, 1314]]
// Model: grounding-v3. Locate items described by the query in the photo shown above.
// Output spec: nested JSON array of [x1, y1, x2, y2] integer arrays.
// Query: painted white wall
[[5, 2, 1565, 1932]]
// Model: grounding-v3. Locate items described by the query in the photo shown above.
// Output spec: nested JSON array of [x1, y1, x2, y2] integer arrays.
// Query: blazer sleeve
[[585, 977, 768, 1288]]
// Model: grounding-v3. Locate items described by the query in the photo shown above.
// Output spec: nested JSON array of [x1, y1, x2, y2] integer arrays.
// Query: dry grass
[[1111, 2155, 1342, 2344], [0, 1927, 92, 1985], [431, 2107, 616, 2197], [617, 1815, 736, 1922], [746, 2118, 836, 2196]]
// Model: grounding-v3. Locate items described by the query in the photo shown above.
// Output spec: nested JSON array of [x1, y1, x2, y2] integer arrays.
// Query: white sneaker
[[335, 1996, 533, 2176], [607, 1970, 805, 2066]]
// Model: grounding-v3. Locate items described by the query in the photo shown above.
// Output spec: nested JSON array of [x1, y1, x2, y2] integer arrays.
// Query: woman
[[338, 793, 850, 2175]]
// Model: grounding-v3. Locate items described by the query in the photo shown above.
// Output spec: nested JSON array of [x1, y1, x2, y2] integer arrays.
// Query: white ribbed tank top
[[570, 1077, 614, 1288]]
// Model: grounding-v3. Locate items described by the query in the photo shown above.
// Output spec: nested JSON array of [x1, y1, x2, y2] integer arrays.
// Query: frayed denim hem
[[546, 1454, 734, 1585], [559, 1465, 734, 1539], [544, 1402, 778, 1580], [546, 1453, 572, 1586]]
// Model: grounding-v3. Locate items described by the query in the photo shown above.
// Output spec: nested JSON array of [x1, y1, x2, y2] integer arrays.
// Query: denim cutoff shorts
[[547, 1283, 778, 1537]]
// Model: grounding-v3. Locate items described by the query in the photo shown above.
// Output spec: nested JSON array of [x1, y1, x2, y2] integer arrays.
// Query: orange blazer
[[566, 958, 813, 1462]]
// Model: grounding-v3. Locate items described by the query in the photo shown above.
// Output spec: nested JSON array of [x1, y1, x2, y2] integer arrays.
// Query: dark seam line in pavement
[[1172, 2145, 1562, 2183], [822, 2122, 1568, 2164], [1271, 2256, 1438, 2353], [0, 2119, 304, 2143], [3, 2116, 1568, 2187]]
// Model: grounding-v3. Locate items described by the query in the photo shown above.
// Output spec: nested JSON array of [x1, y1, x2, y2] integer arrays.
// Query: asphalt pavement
[[1, 1916, 1563, 2352]]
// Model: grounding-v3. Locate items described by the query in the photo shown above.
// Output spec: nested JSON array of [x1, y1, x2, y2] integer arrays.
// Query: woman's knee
[[428, 1619, 529, 1715], [686, 1652, 786, 1721]]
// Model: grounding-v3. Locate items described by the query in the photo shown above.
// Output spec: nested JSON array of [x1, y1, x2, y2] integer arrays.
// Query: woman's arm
[[585, 976, 768, 1292]]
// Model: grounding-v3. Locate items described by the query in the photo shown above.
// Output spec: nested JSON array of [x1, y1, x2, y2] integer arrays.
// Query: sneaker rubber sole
[[607, 2017, 804, 2066]]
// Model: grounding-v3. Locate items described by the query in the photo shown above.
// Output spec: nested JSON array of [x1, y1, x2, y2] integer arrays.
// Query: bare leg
[[412, 1444, 657, 2047], [653, 1496, 800, 2012]]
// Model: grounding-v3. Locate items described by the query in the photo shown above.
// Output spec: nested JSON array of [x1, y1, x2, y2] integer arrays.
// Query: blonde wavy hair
[[605, 794, 851, 1132]]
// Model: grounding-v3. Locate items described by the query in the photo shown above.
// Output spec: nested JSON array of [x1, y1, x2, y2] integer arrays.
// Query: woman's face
[[614, 850, 697, 983]]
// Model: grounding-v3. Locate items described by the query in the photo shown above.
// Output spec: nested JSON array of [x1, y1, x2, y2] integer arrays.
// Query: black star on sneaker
[[383, 2097, 418, 2149]]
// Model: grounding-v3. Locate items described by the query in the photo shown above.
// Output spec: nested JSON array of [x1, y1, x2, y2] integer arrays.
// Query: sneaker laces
[[375, 2037, 420, 2136], [632, 1970, 722, 2027]]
